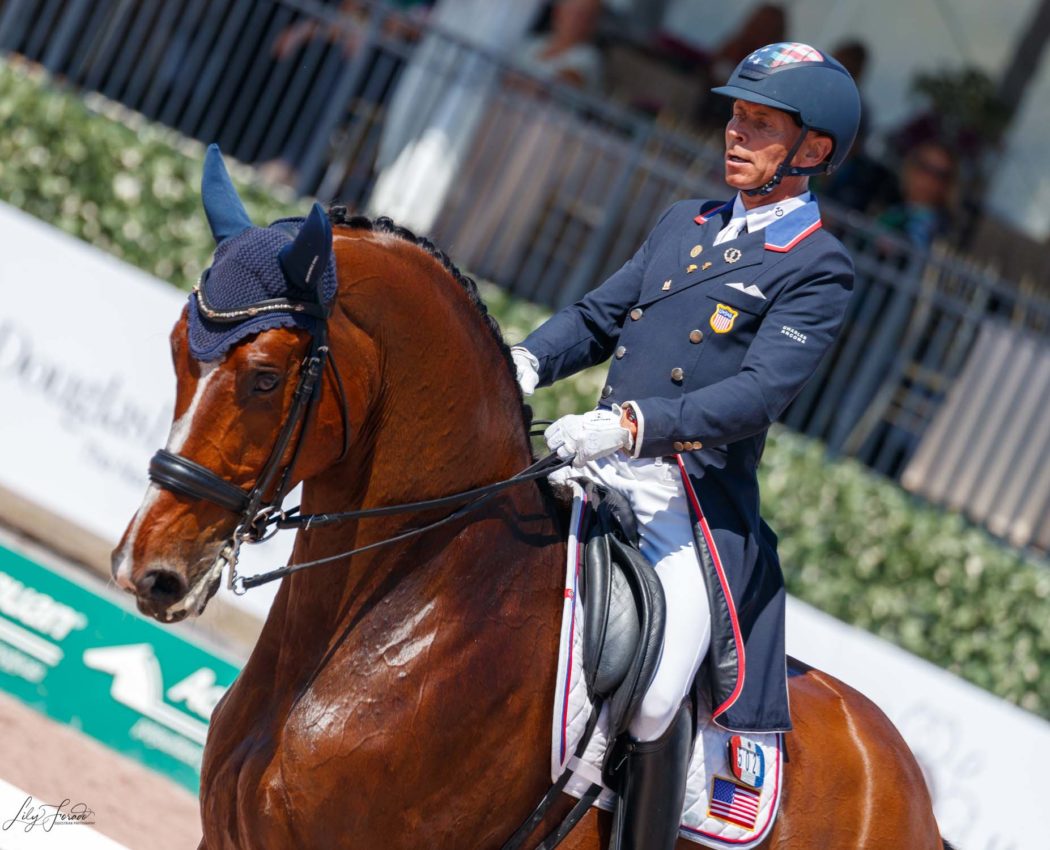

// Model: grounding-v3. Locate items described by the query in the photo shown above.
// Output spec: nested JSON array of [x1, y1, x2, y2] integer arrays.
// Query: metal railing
[[3, 0, 1048, 551]]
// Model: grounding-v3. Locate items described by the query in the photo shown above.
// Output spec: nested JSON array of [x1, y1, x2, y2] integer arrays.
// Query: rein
[[236, 451, 569, 593]]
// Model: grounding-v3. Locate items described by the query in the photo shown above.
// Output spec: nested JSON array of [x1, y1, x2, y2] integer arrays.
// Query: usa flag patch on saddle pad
[[709, 776, 761, 830]]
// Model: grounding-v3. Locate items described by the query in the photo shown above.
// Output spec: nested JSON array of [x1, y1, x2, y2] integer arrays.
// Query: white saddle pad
[[550, 482, 782, 848]]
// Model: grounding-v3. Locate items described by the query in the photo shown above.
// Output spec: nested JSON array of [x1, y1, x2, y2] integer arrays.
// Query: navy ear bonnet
[[187, 221, 338, 361], [187, 145, 337, 362]]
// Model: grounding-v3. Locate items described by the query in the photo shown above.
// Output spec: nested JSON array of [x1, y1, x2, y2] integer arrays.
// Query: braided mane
[[327, 207, 528, 430]]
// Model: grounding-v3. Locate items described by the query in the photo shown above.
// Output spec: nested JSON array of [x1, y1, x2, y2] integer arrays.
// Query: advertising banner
[[787, 597, 1050, 850], [0, 201, 285, 621], [0, 544, 239, 792]]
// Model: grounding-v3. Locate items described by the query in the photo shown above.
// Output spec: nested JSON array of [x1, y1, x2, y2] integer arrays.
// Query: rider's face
[[723, 99, 833, 207], [724, 100, 801, 192]]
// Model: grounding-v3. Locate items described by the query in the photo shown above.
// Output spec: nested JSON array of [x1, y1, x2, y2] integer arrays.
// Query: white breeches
[[577, 452, 712, 742]]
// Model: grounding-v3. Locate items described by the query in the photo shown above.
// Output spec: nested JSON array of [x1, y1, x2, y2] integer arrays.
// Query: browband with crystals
[[193, 273, 327, 323]]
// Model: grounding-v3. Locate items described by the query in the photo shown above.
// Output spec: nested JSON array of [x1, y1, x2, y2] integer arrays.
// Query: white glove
[[511, 347, 540, 396], [545, 406, 633, 468]]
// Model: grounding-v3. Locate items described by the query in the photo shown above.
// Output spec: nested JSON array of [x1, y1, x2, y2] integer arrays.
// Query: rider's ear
[[802, 133, 833, 167], [201, 144, 253, 244], [279, 202, 332, 304]]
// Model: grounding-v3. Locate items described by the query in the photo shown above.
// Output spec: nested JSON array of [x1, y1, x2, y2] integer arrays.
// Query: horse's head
[[115, 146, 532, 624], [113, 146, 349, 622]]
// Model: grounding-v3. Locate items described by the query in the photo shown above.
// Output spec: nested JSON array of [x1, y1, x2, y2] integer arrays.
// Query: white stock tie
[[713, 217, 747, 246]]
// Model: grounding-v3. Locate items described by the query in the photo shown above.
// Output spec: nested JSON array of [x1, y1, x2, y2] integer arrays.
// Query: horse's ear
[[279, 202, 332, 302], [202, 144, 253, 244]]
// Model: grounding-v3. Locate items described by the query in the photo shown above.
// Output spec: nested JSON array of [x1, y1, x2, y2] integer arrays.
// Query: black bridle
[[148, 288, 567, 595], [148, 329, 330, 533]]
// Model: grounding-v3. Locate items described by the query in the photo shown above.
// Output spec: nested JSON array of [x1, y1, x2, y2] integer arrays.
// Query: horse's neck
[[260, 258, 560, 679], [260, 458, 561, 692]]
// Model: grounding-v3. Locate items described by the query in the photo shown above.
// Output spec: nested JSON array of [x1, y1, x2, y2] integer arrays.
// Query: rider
[[512, 43, 861, 849]]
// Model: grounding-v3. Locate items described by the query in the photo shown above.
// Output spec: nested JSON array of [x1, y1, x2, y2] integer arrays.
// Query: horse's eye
[[253, 372, 281, 394]]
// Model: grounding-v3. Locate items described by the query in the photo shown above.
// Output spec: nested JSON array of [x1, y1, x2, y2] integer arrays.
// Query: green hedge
[[4, 60, 1048, 719], [759, 429, 1049, 715], [0, 61, 299, 289]]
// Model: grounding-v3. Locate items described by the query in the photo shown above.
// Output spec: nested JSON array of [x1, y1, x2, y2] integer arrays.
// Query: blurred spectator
[[259, 0, 434, 189], [272, 0, 432, 59], [366, 0, 545, 233], [877, 140, 958, 248], [709, 4, 787, 80], [818, 37, 900, 214], [514, 0, 603, 92]]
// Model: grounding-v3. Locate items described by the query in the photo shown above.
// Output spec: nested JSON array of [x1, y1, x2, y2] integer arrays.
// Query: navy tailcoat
[[521, 195, 854, 732]]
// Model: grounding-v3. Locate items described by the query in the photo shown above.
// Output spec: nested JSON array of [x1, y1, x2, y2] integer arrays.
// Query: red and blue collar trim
[[694, 200, 732, 226], [693, 197, 823, 253], [762, 199, 823, 252]]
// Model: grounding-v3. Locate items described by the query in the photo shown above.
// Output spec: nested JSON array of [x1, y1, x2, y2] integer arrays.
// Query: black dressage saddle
[[579, 482, 667, 783]]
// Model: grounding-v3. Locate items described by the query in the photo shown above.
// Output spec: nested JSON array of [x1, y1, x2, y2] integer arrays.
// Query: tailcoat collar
[[694, 194, 824, 253]]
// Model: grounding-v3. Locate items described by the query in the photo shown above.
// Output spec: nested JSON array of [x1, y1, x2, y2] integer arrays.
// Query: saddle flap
[[579, 483, 667, 745], [583, 534, 641, 698], [604, 535, 665, 738]]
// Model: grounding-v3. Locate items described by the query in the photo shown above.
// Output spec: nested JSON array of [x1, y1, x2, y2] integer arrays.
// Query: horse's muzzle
[[134, 568, 191, 620]]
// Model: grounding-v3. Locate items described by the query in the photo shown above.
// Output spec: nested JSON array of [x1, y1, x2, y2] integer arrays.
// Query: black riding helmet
[[712, 42, 861, 196]]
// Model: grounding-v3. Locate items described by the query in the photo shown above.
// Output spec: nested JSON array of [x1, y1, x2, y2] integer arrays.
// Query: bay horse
[[112, 153, 949, 849]]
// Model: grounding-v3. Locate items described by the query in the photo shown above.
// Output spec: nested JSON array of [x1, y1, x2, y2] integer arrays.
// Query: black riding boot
[[609, 701, 692, 850]]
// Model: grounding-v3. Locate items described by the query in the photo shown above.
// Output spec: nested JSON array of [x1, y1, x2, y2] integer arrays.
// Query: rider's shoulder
[[651, 198, 727, 232]]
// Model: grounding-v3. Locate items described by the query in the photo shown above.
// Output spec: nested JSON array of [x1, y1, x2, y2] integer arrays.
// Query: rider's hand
[[545, 407, 633, 468], [511, 347, 540, 396]]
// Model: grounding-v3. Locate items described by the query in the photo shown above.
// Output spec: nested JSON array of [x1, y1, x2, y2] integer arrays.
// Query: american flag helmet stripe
[[745, 42, 824, 69]]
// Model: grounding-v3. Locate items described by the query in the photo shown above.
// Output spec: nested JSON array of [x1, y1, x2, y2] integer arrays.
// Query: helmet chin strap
[[744, 124, 829, 197]]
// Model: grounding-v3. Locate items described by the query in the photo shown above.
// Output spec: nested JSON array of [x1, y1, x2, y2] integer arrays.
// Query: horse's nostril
[[137, 569, 188, 604]]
